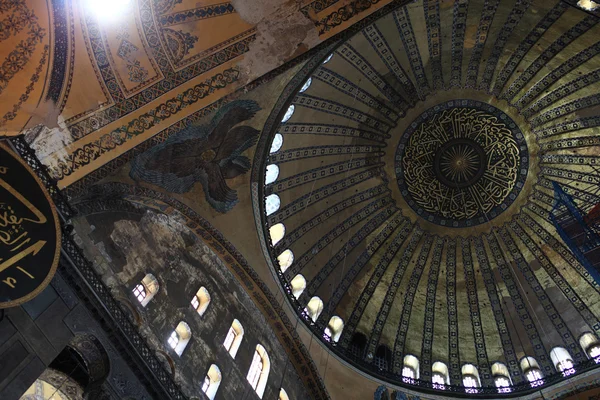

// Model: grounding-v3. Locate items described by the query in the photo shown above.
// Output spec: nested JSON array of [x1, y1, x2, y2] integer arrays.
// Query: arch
[[304, 296, 323, 322], [168, 321, 191, 356], [324, 316, 344, 342], [550, 347, 575, 373], [223, 319, 244, 358], [432, 361, 449, 388], [520, 356, 543, 386], [202, 364, 221, 400], [349, 333, 367, 361], [282, 105, 295, 123], [373, 345, 392, 372], [580, 332, 600, 358], [491, 362, 512, 393], [265, 164, 280, 185], [133, 273, 159, 306], [73, 184, 329, 399], [66, 334, 111, 391], [290, 274, 306, 298], [265, 194, 281, 216], [279, 388, 290, 400], [270, 133, 283, 153], [402, 355, 419, 380], [277, 249, 294, 272], [191, 286, 211, 316], [269, 223, 285, 246], [299, 77, 312, 93], [247, 344, 270, 398], [461, 364, 481, 392]]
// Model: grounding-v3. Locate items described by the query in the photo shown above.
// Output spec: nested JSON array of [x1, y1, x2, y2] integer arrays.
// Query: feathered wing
[[203, 163, 237, 204], [205, 104, 260, 149], [215, 125, 260, 161], [221, 156, 251, 179], [145, 137, 209, 177]]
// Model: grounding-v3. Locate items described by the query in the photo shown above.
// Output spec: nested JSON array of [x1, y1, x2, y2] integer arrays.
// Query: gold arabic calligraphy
[[402, 108, 520, 221]]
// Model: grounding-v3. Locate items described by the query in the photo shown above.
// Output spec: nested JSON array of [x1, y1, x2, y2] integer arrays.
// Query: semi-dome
[[254, 0, 600, 396]]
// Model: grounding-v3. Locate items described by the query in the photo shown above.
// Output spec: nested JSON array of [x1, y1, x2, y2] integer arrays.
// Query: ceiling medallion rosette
[[395, 100, 529, 227]]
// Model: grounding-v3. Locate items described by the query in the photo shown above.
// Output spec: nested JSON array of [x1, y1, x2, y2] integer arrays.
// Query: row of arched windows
[[348, 332, 600, 392], [131, 275, 291, 399]]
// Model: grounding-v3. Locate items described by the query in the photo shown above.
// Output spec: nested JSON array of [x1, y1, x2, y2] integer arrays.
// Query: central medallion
[[395, 100, 529, 227]]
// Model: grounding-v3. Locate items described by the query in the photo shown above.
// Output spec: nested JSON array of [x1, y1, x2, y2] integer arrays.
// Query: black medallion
[[0, 142, 61, 308], [395, 100, 529, 227]]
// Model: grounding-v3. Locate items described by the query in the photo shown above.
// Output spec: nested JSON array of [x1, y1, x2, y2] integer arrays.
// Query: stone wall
[[74, 208, 310, 400]]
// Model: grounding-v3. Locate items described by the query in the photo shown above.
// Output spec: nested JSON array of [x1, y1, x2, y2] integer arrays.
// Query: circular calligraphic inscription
[[0, 142, 61, 308], [395, 100, 528, 227]]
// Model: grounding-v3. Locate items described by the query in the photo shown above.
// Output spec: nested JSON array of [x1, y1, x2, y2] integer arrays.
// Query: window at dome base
[[461, 364, 481, 393], [277, 249, 294, 272], [322, 53, 333, 64], [402, 355, 419, 383], [269, 223, 285, 246], [431, 361, 449, 390], [265, 194, 281, 216], [492, 362, 512, 393], [551, 347, 575, 375], [265, 164, 279, 185], [282, 105, 295, 123], [270, 133, 283, 153], [290, 274, 306, 298], [304, 296, 323, 322], [324, 316, 344, 342], [580, 332, 600, 360], [279, 388, 290, 400], [299, 78, 312, 93], [521, 357, 543, 387]]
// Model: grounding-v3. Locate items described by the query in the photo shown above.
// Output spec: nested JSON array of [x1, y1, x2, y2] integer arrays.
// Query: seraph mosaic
[[130, 100, 261, 212]]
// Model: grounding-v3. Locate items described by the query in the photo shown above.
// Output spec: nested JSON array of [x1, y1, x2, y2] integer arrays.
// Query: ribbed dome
[[254, 0, 600, 395]]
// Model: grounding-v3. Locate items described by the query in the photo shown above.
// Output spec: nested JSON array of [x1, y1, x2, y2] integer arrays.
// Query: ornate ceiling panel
[[254, 0, 600, 394]]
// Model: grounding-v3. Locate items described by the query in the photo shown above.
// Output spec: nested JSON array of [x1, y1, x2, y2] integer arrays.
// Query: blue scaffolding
[[550, 181, 600, 284]]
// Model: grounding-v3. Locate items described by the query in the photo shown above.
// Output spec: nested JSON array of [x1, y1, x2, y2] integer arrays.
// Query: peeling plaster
[[24, 116, 73, 178], [233, 0, 321, 82]]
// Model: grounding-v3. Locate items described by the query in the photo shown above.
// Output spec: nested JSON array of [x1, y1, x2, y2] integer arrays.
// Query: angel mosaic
[[130, 100, 261, 213]]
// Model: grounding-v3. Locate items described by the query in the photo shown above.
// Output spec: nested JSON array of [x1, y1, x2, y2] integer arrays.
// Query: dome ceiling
[[255, 0, 600, 393]]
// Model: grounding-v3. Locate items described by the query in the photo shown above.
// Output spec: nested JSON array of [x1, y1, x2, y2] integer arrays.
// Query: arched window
[[462, 364, 481, 393], [191, 287, 211, 316], [132, 273, 159, 306], [282, 105, 294, 123], [265, 164, 280, 185], [269, 223, 285, 246], [304, 296, 323, 322], [223, 319, 244, 358], [279, 388, 290, 400], [578, 0, 599, 11], [290, 274, 306, 298], [402, 355, 419, 383], [580, 332, 600, 359], [265, 194, 281, 216], [247, 344, 270, 398], [270, 133, 283, 153], [432, 361, 449, 389], [299, 77, 312, 93], [324, 316, 344, 342], [168, 321, 191, 356], [492, 362, 512, 393], [373, 345, 392, 372], [202, 364, 221, 400], [349, 333, 367, 361], [521, 356, 543, 386], [277, 249, 294, 272], [550, 347, 575, 375], [322, 53, 333, 64]]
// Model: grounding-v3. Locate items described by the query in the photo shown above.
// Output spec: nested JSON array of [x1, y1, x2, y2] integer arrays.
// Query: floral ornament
[[130, 100, 261, 213]]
